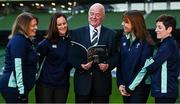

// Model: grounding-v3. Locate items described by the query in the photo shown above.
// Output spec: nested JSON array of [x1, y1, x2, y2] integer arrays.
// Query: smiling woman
[[0, 12, 39, 103], [35, 12, 72, 103]]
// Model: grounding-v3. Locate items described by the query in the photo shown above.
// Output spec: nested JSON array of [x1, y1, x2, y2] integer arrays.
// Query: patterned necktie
[[91, 29, 98, 46]]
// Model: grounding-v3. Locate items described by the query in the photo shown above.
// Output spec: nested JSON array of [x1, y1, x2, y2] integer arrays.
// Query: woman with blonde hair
[[0, 12, 38, 103]]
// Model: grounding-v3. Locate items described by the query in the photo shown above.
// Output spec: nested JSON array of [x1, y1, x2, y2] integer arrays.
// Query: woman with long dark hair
[[116, 10, 154, 103], [35, 12, 71, 103]]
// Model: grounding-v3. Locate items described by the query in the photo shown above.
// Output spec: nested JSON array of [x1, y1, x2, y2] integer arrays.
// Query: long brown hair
[[9, 12, 38, 39], [46, 12, 69, 43], [123, 10, 152, 43]]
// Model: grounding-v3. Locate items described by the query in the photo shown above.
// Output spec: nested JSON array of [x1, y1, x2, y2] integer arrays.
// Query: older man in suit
[[69, 3, 117, 103]]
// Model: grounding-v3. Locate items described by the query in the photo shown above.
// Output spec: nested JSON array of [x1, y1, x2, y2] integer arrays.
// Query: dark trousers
[[35, 82, 69, 103], [75, 94, 109, 103], [155, 97, 177, 104], [123, 84, 150, 103], [75, 82, 109, 104], [1, 88, 28, 103]]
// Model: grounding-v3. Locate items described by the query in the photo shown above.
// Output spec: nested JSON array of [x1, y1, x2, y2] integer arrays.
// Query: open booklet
[[69, 41, 109, 63]]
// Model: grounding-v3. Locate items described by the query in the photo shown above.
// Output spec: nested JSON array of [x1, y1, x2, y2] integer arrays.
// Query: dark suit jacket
[[69, 26, 117, 96]]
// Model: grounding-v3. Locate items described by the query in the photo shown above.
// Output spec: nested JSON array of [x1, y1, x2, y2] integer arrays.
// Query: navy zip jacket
[[37, 36, 71, 88], [116, 35, 153, 87], [127, 36, 180, 98], [0, 34, 38, 95]]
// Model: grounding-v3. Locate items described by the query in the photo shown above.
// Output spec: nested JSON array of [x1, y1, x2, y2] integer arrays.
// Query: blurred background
[[0, 0, 180, 103]]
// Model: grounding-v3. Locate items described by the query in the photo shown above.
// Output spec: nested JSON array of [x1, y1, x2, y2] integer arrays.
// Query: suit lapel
[[98, 26, 105, 45], [84, 26, 91, 48]]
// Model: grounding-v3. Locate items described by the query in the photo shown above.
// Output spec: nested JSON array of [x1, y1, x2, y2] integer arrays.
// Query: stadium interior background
[[0, 0, 180, 76], [0, 0, 180, 103], [0, 0, 180, 80]]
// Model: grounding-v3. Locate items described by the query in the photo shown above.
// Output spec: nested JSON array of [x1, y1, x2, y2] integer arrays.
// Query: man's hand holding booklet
[[87, 45, 108, 63], [69, 41, 109, 64]]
